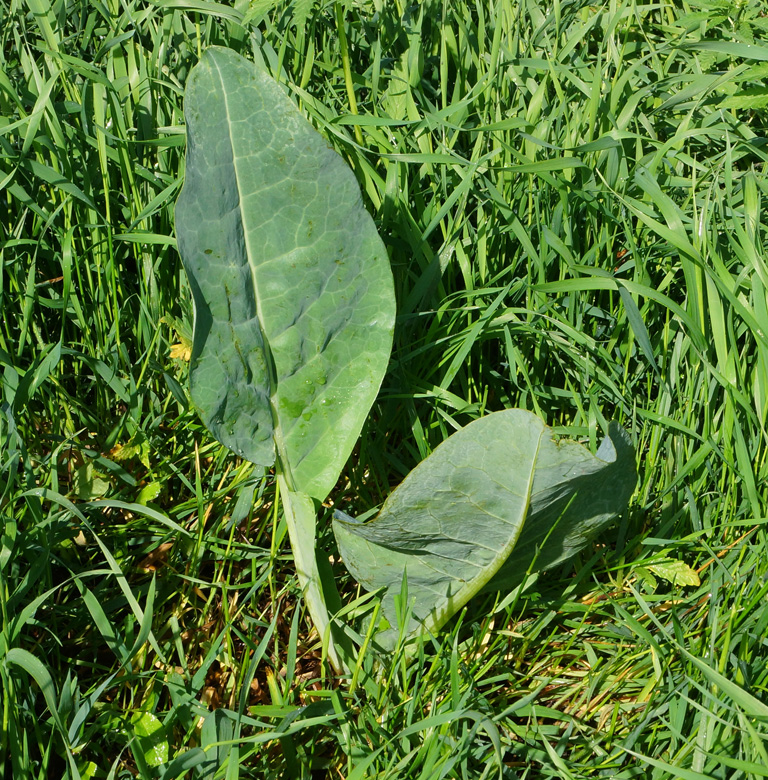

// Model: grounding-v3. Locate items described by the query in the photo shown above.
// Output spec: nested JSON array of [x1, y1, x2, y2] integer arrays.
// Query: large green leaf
[[333, 410, 636, 646], [175, 47, 395, 501]]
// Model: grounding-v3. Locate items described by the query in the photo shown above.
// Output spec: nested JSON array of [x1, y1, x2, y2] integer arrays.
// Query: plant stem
[[277, 474, 346, 673]]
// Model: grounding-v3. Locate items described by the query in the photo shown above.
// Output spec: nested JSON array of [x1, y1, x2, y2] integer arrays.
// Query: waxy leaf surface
[[176, 47, 395, 500], [334, 410, 636, 646]]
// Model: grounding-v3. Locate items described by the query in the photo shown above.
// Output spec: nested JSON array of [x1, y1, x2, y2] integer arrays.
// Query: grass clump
[[2, 0, 768, 778]]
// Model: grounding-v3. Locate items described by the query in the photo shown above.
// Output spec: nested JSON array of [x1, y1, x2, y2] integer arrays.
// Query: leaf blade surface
[[176, 47, 395, 500], [491, 420, 637, 589]]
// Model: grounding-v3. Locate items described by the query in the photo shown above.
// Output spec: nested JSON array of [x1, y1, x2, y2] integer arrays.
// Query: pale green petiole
[[277, 474, 345, 673]]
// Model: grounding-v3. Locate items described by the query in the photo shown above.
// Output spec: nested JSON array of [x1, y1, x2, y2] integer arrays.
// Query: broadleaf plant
[[175, 47, 637, 672]]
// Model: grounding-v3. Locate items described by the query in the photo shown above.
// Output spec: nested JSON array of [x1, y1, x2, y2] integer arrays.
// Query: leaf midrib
[[422, 425, 545, 636], [212, 55, 292, 482]]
